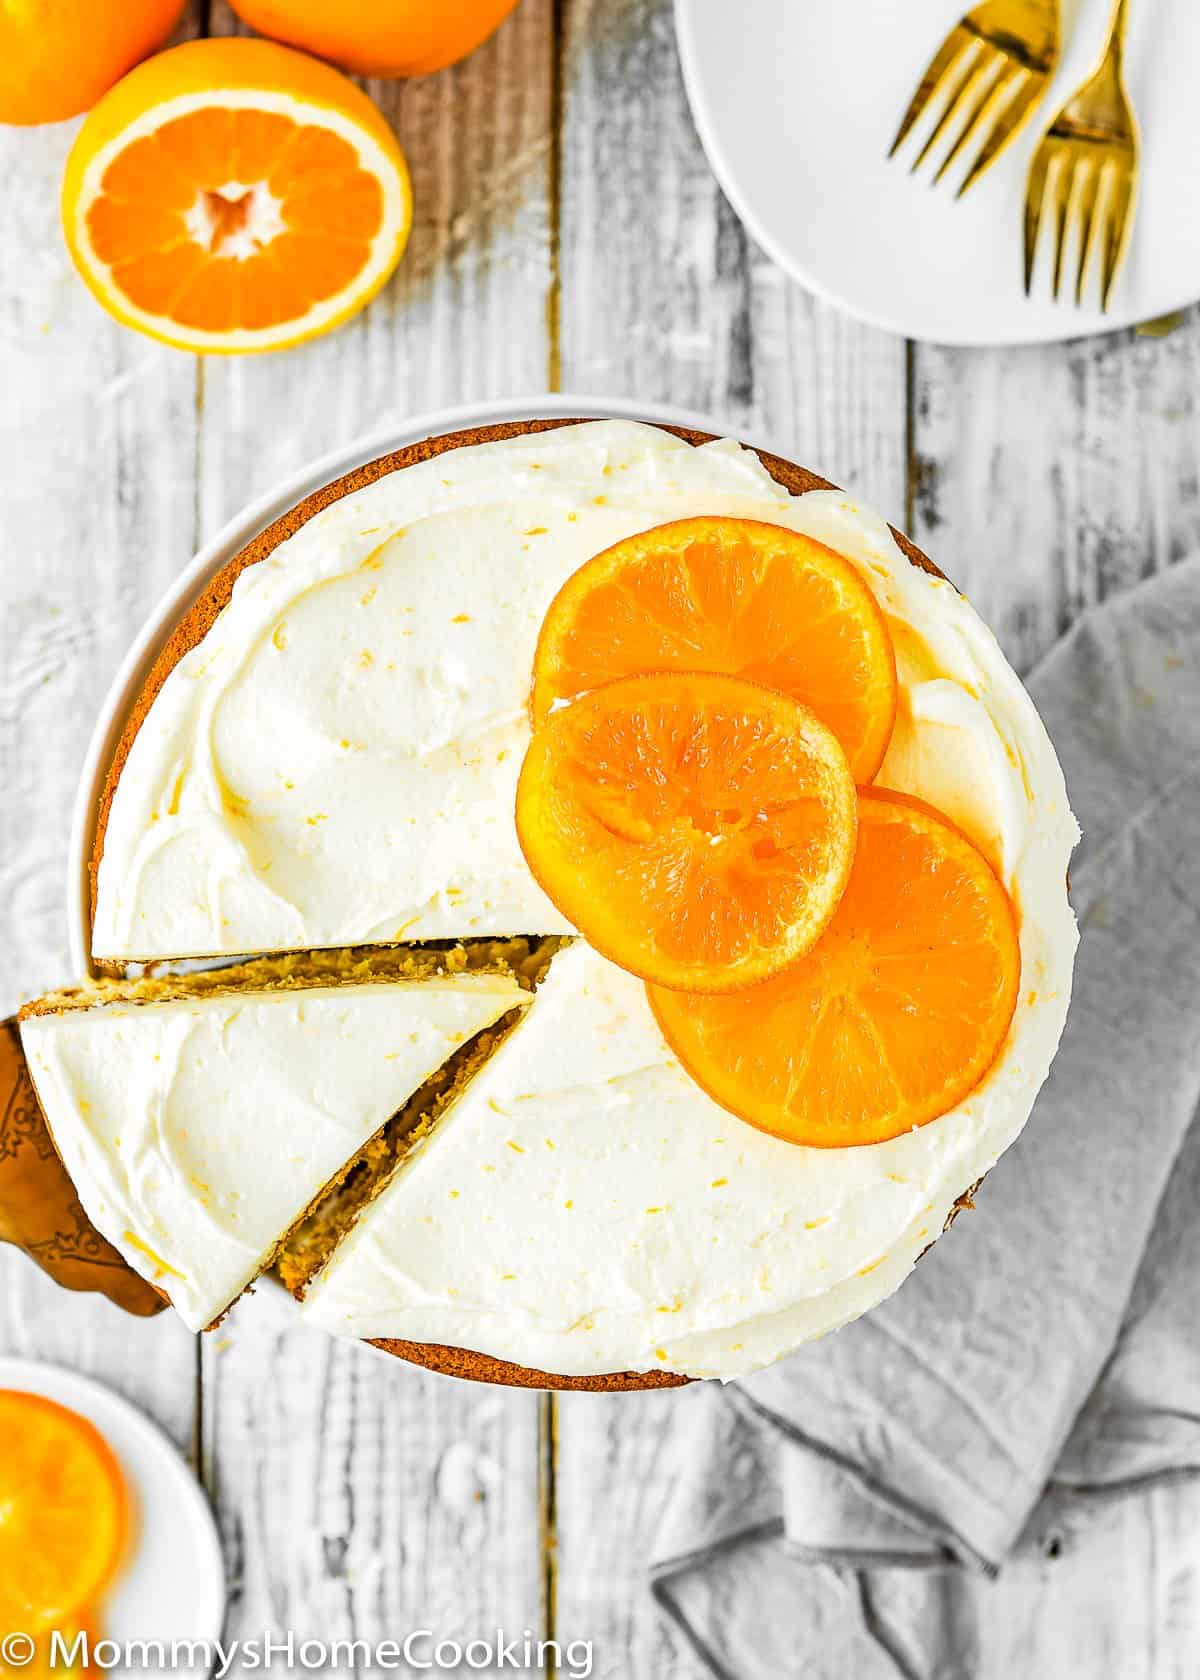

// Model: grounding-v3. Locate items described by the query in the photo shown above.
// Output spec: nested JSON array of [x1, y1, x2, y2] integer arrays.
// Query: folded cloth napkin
[[0, 1016, 165, 1316], [651, 557, 1200, 1679]]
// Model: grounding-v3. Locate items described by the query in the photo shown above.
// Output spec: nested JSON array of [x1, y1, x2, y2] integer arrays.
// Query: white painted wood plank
[[554, 1389, 710, 1680], [557, 0, 907, 514], [0, 7, 204, 1441], [198, 0, 554, 534], [0, 130, 199, 1013], [910, 321, 1200, 672], [197, 1, 556, 1655], [202, 1295, 543, 1666], [0, 1264, 198, 1453]]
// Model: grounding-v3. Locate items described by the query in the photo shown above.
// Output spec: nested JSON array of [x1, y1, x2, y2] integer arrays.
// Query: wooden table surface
[[3, 3, 1200, 1674]]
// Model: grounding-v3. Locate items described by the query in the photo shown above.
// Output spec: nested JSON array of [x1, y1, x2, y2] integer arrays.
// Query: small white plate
[[0, 1360, 225, 1676], [676, 0, 1200, 346]]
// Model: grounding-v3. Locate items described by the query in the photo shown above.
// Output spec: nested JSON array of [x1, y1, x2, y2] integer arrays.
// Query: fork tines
[[890, 26, 1051, 198], [1024, 128, 1137, 309]]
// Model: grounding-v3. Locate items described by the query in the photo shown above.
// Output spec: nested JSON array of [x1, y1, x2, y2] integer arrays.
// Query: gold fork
[[889, 0, 1061, 196], [1023, 0, 1139, 309]]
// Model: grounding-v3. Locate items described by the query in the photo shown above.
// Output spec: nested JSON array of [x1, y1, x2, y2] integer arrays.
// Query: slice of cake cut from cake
[[19, 950, 528, 1332], [297, 940, 1047, 1381]]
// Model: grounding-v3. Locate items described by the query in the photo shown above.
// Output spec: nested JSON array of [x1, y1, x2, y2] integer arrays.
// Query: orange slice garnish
[[650, 790, 1021, 1146], [530, 517, 898, 782], [517, 671, 857, 992], [61, 37, 412, 354], [0, 1393, 127, 1632]]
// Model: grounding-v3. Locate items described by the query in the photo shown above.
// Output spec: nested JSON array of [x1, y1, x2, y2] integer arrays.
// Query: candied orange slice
[[530, 517, 898, 781], [516, 671, 857, 992], [0, 1393, 127, 1630], [61, 38, 412, 354], [650, 790, 1021, 1146]]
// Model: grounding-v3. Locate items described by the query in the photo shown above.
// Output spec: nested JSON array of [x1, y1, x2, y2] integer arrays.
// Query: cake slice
[[19, 949, 528, 1332]]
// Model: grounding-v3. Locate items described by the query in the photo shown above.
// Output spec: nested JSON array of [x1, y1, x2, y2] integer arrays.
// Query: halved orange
[[61, 38, 412, 354], [516, 671, 857, 992], [0, 1392, 127, 1632], [650, 790, 1021, 1147], [530, 517, 898, 782]]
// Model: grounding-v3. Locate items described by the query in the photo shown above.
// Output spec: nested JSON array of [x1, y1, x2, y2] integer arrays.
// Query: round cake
[[74, 415, 1079, 1389]]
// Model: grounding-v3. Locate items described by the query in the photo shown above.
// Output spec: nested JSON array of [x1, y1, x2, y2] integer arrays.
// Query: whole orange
[[0, 0, 187, 126], [226, 0, 522, 77]]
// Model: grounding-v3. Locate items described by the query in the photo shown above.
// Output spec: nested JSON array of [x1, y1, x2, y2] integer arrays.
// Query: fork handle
[[1106, 0, 1132, 56]]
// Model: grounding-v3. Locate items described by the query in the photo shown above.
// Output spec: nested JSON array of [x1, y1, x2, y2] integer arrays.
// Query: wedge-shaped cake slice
[[19, 954, 527, 1332]]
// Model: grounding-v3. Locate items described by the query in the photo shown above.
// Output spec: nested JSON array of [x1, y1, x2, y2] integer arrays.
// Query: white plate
[[0, 1360, 225, 1676], [676, 0, 1200, 346]]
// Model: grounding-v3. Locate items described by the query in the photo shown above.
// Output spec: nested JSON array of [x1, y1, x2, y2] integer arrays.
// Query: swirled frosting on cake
[[89, 419, 1079, 1375], [93, 420, 1074, 963]]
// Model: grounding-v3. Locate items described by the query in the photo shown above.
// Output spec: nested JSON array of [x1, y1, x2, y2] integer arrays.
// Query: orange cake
[[47, 416, 1077, 1386]]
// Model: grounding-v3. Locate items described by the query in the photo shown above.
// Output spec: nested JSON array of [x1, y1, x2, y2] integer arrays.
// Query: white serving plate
[[675, 0, 1200, 346]]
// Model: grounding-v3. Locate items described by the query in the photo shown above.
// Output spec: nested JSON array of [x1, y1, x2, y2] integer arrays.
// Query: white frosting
[[300, 934, 1069, 1378], [87, 419, 1079, 1374], [19, 974, 525, 1332], [94, 419, 1067, 961]]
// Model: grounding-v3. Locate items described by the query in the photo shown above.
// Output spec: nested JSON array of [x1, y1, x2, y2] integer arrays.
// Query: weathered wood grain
[[200, 1294, 544, 1664], [556, 0, 907, 513], [197, 4, 557, 1664], [910, 319, 1200, 673], [0, 119, 199, 1013], [0, 6, 203, 1448], [198, 0, 555, 533]]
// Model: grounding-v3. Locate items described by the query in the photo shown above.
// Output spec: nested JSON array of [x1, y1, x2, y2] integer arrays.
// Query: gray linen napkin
[[651, 557, 1200, 1680]]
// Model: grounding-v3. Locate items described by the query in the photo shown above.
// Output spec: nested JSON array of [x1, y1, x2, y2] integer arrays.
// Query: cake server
[[0, 1019, 165, 1316]]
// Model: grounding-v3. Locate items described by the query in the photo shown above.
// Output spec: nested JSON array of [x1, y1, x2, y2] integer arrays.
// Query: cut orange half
[[650, 790, 1021, 1147], [516, 671, 857, 992], [0, 1392, 127, 1631], [531, 516, 899, 782], [61, 38, 412, 354]]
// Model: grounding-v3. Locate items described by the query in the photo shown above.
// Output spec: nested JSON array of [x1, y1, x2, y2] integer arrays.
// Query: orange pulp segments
[[516, 670, 858, 993]]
